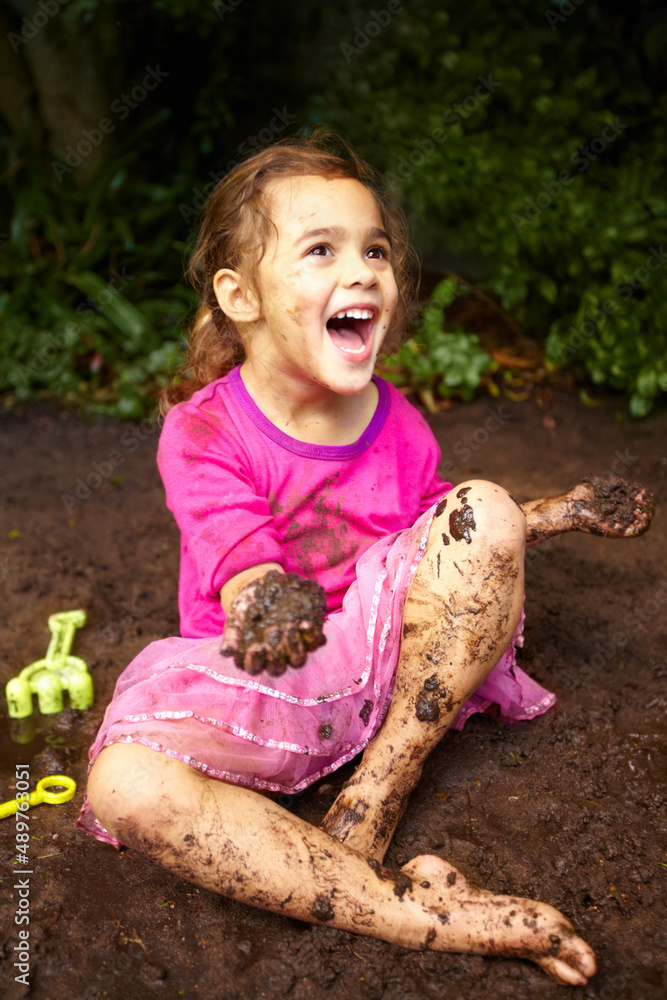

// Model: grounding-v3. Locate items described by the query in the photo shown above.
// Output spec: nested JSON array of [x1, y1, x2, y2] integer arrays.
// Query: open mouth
[[326, 308, 375, 356]]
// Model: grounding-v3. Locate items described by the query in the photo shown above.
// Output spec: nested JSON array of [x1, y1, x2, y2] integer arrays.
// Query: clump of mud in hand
[[221, 571, 327, 677], [578, 476, 654, 536]]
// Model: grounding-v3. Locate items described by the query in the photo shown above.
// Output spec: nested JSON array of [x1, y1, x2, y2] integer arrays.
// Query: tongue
[[327, 324, 364, 351]]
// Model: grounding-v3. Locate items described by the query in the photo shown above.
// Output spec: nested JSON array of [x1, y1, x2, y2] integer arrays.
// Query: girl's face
[[245, 174, 399, 397]]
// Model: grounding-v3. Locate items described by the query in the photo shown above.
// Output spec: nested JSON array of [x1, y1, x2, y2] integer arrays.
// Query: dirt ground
[[1, 386, 665, 1000]]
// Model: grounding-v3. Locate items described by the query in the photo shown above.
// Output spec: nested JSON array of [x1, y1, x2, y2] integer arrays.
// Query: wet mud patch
[[415, 692, 441, 722], [310, 894, 335, 922], [320, 796, 368, 841], [367, 859, 413, 899], [415, 674, 455, 721], [450, 494, 477, 544], [359, 699, 373, 726]]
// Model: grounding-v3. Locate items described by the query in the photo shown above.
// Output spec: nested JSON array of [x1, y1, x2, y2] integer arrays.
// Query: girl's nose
[[341, 253, 378, 288]]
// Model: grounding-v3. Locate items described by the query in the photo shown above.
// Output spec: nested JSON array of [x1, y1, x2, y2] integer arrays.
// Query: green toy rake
[[5, 610, 93, 718]]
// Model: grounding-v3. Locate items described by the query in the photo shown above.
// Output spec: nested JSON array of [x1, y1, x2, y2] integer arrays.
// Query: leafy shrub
[[0, 135, 192, 418], [1, 0, 666, 415]]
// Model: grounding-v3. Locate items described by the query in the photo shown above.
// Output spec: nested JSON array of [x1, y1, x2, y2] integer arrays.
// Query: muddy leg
[[521, 476, 654, 545], [321, 480, 525, 863], [87, 742, 596, 986]]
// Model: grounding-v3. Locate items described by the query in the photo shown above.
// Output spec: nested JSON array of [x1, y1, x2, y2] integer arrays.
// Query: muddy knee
[[432, 481, 525, 553]]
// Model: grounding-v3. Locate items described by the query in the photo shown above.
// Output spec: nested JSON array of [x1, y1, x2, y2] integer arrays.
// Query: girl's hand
[[220, 570, 327, 677]]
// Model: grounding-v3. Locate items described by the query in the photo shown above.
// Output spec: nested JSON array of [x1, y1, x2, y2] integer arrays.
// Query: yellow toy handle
[[0, 775, 77, 819], [34, 775, 77, 805]]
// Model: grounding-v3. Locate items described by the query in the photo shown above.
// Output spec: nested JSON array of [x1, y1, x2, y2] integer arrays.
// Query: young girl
[[79, 135, 653, 987]]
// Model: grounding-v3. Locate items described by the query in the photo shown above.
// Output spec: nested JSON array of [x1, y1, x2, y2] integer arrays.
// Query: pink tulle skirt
[[77, 501, 555, 848]]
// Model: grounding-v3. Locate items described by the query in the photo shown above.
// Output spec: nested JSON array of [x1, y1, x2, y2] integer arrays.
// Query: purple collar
[[228, 366, 390, 460]]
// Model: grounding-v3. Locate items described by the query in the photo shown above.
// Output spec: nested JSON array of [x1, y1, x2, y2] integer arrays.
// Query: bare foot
[[404, 854, 597, 986], [569, 476, 654, 537], [523, 476, 655, 545]]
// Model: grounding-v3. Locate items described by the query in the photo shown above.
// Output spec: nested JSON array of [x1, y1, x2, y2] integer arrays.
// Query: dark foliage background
[[1, 0, 666, 416]]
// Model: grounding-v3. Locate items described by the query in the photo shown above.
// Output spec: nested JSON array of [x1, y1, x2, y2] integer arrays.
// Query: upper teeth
[[333, 309, 373, 320]]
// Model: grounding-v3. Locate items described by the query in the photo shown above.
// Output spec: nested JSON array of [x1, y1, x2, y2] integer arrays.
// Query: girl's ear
[[213, 269, 260, 324]]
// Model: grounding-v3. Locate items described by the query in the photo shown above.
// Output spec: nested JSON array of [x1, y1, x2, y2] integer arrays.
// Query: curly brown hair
[[161, 129, 419, 412]]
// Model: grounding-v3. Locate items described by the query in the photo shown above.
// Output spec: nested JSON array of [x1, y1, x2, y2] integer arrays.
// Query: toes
[[536, 932, 597, 985], [537, 955, 589, 986]]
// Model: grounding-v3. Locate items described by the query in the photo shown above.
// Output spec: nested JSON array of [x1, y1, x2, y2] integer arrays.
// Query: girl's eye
[[308, 244, 332, 257], [367, 245, 391, 260]]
